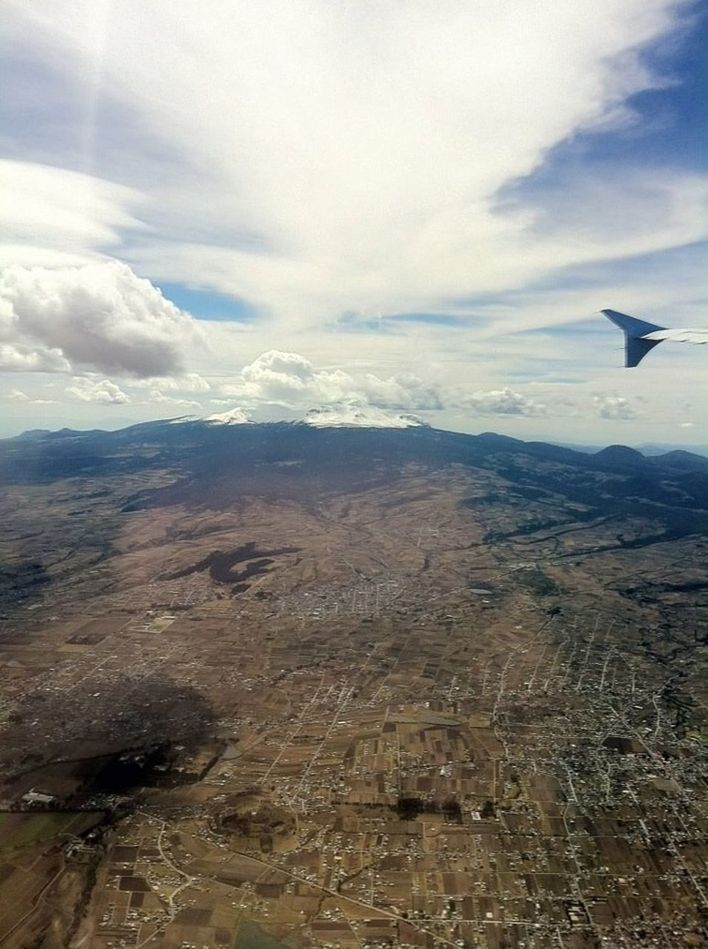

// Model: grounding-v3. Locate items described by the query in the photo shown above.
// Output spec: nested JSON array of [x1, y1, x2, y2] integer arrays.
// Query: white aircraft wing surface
[[642, 328, 708, 344]]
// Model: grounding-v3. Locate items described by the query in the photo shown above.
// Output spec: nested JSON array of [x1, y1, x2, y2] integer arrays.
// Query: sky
[[1, 0, 707, 445]]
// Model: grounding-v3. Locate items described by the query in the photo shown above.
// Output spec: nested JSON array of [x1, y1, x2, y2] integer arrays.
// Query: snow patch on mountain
[[203, 407, 252, 425], [304, 402, 425, 429], [167, 407, 252, 425]]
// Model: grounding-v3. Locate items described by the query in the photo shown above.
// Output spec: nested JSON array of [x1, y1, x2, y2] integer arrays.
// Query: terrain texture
[[0, 421, 707, 948]]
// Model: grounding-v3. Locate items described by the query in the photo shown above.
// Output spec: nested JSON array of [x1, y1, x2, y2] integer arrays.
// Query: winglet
[[601, 309, 666, 367]]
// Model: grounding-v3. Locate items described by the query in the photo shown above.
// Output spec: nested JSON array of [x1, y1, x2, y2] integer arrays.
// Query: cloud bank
[[0, 159, 143, 269], [593, 393, 638, 420], [466, 387, 547, 417], [3, 1, 704, 326], [66, 377, 130, 404], [224, 350, 443, 411]]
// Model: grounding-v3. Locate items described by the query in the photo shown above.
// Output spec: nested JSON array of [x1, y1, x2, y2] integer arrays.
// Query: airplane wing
[[602, 309, 708, 367]]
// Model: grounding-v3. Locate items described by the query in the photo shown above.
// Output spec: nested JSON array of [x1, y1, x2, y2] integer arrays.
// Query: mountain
[[3, 417, 706, 510], [303, 402, 425, 428], [165, 402, 423, 429], [592, 444, 647, 468], [638, 442, 708, 458]]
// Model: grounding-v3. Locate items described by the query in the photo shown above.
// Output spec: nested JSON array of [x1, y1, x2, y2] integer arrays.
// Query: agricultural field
[[0, 422, 706, 947]]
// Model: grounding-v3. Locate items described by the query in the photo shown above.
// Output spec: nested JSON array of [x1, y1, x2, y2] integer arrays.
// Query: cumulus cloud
[[237, 351, 319, 402], [127, 373, 211, 394], [3, 387, 57, 405], [66, 377, 130, 404], [219, 351, 558, 422], [358, 372, 444, 411], [145, 389, 200, 407], [466, 387, 547, 417], [223, 350, 443, 411], [0, 343, 70, 372], [593, 393, 637, 419], [161, 373, 211, 394], [0, 262, 203, 377]]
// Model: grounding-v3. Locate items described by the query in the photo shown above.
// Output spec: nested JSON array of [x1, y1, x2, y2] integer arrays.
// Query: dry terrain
[[0, 422, 706, 948]]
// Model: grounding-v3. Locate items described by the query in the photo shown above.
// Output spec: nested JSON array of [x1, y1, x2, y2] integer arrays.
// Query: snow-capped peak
[[167, 407, 252, 425], [202, 407, 252, 425], [303, 402, 424, 429]]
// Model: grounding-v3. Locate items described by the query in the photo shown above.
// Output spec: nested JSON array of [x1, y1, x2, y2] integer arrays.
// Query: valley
[[0, 422, 706, 948]]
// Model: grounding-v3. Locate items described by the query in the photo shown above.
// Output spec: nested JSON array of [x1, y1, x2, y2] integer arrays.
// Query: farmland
[[0, 422, 706, 946]]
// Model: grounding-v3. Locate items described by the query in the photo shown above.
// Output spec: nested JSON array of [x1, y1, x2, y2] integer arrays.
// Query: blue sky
[[156, 284, 258, 323], [1, 1, 707, 443]]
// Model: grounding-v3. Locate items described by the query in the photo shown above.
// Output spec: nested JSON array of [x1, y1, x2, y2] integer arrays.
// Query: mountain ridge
[[2, 419, 707, 526], [2, 417, 707, 478]]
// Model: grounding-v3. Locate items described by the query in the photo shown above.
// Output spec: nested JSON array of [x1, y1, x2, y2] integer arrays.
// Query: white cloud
[[358, 372, 444, 411], [237, 351, 318, 402], [127, 373, 211, 394], [0, 262, 204, 377], [3, 1, 702, 327], [466, 387, 547, 417], [0, 159, 143, 260], [145, 389, 200, 408], [164, 373, 211, 394], [3, 387, 57, 405], [66, 377, 130, 404], [223, 349, 443, 411], [0, 343, 70, 372], [593, 393, 637, 419]]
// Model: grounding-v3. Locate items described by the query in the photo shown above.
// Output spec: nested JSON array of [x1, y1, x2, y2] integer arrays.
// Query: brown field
[[0, 449, 706, 947]]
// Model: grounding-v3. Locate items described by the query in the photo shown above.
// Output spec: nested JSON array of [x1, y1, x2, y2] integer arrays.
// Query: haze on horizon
[[1, 0, 707, 444]]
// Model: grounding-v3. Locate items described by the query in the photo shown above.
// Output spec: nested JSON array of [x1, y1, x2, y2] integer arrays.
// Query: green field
[[0, 811, 103, 848], [236, 920, 295, 948]]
